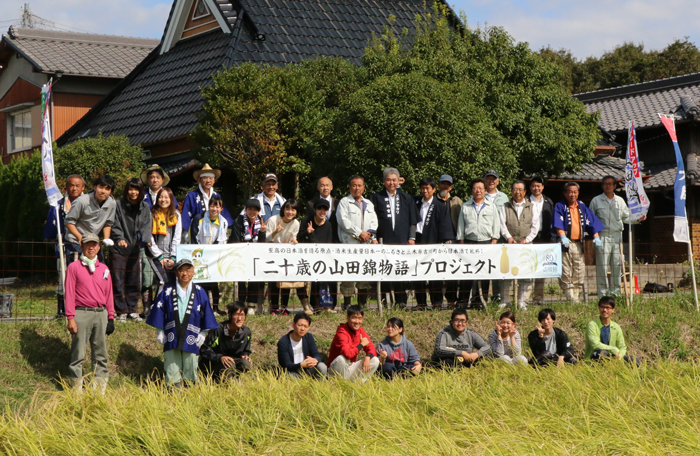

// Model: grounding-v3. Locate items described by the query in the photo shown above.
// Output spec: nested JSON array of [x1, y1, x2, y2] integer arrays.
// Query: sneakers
[[247, 307, 256, 316], [128, 313, 143, 322], [117, 314, 127, 323]]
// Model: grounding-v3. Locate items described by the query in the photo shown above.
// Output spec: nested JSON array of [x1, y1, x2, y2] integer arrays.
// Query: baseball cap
[[439, 174, 453, 184], [81, 233, 100, 244], [174, 259, 194, 270], [484, 170, 499, 179], [262, 173, 278, 184]]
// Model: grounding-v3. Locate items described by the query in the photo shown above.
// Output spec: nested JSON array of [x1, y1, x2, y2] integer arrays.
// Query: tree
[[54, 133, 145, 192]]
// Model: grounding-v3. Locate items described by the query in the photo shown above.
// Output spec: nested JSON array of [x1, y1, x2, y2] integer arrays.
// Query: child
[[199, 301, 254, 380], [377, 317, 421, 378], [487, 311, 528, 365], [328, 305, 379, 381], [229, 198, 267, 314], [277, 312, 327, 378]]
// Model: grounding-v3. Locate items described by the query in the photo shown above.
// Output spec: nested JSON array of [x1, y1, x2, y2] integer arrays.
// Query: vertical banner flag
[[625, 121, 650, 221], [41, 82, 61, 206], [659, 114, 689, 243]]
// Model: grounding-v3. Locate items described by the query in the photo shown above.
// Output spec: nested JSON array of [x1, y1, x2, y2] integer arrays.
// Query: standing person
[[456, 178, 500, 306], [64, 174, 117, 253], [247, 173, 286, 222], [181, 164, 233, 239], [190, 194, 228, 316], [144, 187, 182, 317], [199, 302, 254, 380], [552, 182, 605, 303], [527, 308, 577, 367], [146, 259, 219, 387], [589, 176, 646, 297], [64, 233, 115, 392], [370, 167, 418, 308], [229, 198, 267, 314], [584, 296, 638, 364], [140, 164, 178, 209], [44, 174, 85, 317], [267, 199, 305, 315], [336, 176, 378, 310], [328, 305, 380, 381], [431, 308, 491, 367], [377, 317, 422, 379], [276, 312, 327, 379], [529, 176, 554, 304], [499, 180, 540, 310], [414, 177, 455, 310], [483, 169, 508, 302], [487, 311, 528, 365], [306, 177, 341, 306], [111, 178, 152, 323], [298, 198, 335, 313], [436, 174, 462, 307], [140, 164, 177, 314]]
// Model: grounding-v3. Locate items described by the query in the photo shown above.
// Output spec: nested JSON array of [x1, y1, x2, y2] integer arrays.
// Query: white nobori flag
[[624, 121, 650, 222], [41, 82, 61, 207]]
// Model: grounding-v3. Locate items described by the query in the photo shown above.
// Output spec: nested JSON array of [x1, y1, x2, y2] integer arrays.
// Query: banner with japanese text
[[625, 121, 650, 221], [659, 114, 689, 243], [177, 243, 562, 283], [40, 82, 61, 207]]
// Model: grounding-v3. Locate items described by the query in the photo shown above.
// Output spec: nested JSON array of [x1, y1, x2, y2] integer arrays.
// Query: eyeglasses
[[452, 319, 467, 323]]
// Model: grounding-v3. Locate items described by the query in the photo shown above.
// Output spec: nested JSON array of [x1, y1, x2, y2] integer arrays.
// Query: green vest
[[504, 200, 533, 242]]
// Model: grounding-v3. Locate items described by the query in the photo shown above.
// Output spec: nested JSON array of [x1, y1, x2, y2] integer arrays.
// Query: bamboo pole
[[619, 242, 630, 308]]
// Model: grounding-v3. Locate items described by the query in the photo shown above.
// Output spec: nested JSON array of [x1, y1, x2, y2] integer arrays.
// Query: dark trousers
[[415, 280, 444, 308], [444, 280, 461, 304], [110, 248, 142, 314], [269, 282, 309, 310], [462, 240, 492, 303], [239, 282, 262, 304], [433, 356, 481, 368], [201, 358, 252, 381], [381, 362, 414, 379], [390, 282, 409, 306], [530, 349, 578, 366], [591, 350, 640, 366]]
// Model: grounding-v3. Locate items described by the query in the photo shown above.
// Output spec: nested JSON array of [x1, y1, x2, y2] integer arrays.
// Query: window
[[192, 0, 211, 20], [9, 110, 32, 152]]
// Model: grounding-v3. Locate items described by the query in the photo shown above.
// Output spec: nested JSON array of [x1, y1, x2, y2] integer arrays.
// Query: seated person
[[488, 311, 528, 365], [277, 312, 327, 378], [527, 308, 577, 367], [431, 308, 491, 367], [584, 296, 639, 365], [199, 301, 253, 380], [328, 305, 380, 381], [377, 317, 421, 379]]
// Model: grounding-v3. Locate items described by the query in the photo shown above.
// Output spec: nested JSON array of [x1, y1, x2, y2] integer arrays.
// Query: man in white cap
[[181, 163, 233, 239], [245, 173, 286, 222]]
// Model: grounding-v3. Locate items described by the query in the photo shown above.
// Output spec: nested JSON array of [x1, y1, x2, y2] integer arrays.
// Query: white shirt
[[472, 200, 485, 215], [485, 192, 497, 202], [291, 337, 304, 364], [529, 194, 544, 232], [198, 184, 212, 211], [386, 190, 397, 230], [416, 197, 433, 234], [176, 281, 193, 308], [499, 199, 541, 243], [149, 188, 160, 204]]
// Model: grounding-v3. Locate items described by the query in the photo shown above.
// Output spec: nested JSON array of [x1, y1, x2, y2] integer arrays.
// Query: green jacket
[[584, 317, 627, 359], [456, 198, 501, 242]]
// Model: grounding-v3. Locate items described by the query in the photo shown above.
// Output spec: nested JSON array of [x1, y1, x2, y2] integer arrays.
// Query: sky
[[1, 0, 699, 60]]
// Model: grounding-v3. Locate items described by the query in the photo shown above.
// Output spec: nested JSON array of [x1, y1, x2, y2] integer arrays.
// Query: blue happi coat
[[146, 282, 218, 355], [552, 200, 605, 239], [181, 189, 233, 233]]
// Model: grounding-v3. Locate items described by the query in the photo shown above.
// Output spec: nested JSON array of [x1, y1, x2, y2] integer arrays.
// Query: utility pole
[[21, 3, 34, 28]]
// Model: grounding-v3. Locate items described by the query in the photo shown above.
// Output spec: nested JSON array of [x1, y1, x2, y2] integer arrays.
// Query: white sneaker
[[498, 302, 510, 309], [518, 303, 528, 311], [128, 313, 143, 322], [117, 314, 127, 323], [247, 307, 255, 316]]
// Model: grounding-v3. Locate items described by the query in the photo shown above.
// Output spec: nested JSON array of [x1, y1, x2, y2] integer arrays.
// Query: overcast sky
[[1, 0, 699, 60]]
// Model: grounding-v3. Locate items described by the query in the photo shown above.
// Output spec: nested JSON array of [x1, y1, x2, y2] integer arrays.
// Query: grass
[[1, 295, 700, 454]]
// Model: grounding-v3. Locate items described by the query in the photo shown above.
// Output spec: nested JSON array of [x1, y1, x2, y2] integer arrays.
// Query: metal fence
[[0, 240, 695, 320]]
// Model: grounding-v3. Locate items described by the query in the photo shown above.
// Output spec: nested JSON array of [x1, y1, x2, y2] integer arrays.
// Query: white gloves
[[102, 238, 114, 247], [196, 333, 206, 348], [157, 331, 166, 345]]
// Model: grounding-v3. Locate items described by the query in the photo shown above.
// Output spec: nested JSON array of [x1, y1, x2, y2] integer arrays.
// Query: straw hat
[[193, 163, 222, 181], [140, 164, 170, 186]]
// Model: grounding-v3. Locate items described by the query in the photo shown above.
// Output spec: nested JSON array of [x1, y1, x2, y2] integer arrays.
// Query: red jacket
[[328, 323, 377, 365]]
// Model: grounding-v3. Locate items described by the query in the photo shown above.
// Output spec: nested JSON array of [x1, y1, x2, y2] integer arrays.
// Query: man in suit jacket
[[414, 177, 455, 309], [370, 167, 418, 307], [529, 177, 554, 304]]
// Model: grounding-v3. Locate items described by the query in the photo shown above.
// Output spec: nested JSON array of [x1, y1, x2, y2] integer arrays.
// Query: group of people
[[48, 163, 641, 389]]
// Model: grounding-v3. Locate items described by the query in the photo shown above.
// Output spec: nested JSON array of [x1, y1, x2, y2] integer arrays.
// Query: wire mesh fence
[[0, 240, 696, 320]]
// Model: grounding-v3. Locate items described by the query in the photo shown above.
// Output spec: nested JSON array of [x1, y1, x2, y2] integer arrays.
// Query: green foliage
[[541, 38, 700, 94], [195, 5, 599, 201], [0, 150, 46, 242], [54, 132, 145, 192]]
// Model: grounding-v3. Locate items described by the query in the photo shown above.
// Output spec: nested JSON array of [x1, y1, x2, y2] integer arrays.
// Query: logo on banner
[[542, 249, 558, 273]]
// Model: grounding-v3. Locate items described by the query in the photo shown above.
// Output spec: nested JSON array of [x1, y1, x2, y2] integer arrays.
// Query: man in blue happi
[[181, 164, 233, 240], [44, 174, 85, 318], [146, 258, 218, 387], [552, 182, 605, 303]]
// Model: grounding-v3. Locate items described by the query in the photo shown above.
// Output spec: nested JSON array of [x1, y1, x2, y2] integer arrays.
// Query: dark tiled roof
[[645, 162, 678, 190], [574, 73, 700, 133], [1, 27, 158, 78], [60, 0, 446, 147]]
